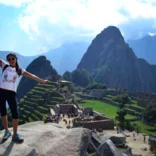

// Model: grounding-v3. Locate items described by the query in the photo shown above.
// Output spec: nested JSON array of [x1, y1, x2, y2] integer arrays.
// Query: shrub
[[85, 82, 107, 90], [113, 94, 131, 104]]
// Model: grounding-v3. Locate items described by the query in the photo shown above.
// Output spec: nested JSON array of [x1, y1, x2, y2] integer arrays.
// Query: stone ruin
[[45, 105, 114, 132], [45, 104, 78, 124], [73, 108, 114, 131], [54, 104, 78, 115]]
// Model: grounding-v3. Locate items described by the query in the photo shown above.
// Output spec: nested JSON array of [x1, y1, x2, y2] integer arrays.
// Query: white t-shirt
[[0, 60, 26, 92]]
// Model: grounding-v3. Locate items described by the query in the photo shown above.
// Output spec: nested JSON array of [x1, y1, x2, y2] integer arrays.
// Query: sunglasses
[[8, 58, 15, 61]]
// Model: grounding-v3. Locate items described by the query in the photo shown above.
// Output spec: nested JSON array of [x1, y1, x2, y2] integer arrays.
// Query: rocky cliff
[[77, 26, 156, 93]]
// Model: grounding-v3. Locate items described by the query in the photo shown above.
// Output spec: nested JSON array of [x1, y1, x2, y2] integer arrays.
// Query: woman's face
[[7, 55, 17, 67]]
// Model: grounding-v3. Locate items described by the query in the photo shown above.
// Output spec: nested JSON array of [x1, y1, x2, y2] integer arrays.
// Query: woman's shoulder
[[0, 59, 8, 68]]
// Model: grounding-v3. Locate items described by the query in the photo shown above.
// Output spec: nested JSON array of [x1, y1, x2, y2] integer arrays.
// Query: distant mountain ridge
[[0, 42, 89, 75], [44, 42, 89, 74], [77, 26, 156, 93], [127, 35, 156, 64]]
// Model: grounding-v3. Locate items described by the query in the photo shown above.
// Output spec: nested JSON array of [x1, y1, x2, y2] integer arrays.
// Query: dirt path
[[100, 130, 153, 156], [58, 115, 74, 128], [126, 132, 152, 156]]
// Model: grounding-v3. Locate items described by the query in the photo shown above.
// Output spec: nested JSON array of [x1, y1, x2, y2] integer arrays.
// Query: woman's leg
[[7, 91, 23, 143], [0, 89, 8, 130], [12, 119, 18, 135], [7, 91, 19, 135], [2, 115, 8, 130]]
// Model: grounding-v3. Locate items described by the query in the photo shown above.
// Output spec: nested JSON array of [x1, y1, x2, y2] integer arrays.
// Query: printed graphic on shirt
[[2, 67, 18, 84], [2, 74, 17, 83]]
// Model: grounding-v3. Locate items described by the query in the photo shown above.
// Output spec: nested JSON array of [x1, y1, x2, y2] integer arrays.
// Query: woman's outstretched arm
[[22, 71, 48, 84]]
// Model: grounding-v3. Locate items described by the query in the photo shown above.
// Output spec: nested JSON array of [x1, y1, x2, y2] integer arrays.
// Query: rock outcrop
[[0, 121, 139, 156], [97, 139, 126, 156], [0, 121, 91, 156], [101, 134, 126, 146]]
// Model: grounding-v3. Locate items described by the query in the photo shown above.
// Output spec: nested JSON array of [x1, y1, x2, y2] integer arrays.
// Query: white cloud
[[0, 0, 34, 7], [148, 32, 156, 36], [16, 0, 156, 48]]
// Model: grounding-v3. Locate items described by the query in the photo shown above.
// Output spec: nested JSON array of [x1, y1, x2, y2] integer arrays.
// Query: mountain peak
[[97, 26, 125, 44], [101, 26, 121, 35]]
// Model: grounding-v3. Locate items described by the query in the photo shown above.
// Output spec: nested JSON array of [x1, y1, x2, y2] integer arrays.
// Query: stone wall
[[82, 119, 114, 130], [54, 104, 78, 114]]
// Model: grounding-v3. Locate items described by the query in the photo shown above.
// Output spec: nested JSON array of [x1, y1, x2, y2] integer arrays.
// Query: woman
[[0, 53, 48, 143]]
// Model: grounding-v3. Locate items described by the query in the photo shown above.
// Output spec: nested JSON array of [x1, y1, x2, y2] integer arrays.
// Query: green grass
[[80, 100, 135, 120], [132, 121, 156, 135], [79, 100, 156, 135]]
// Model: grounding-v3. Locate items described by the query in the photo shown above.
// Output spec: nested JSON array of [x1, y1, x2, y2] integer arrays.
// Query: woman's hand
[[42, 80, 48, 84]]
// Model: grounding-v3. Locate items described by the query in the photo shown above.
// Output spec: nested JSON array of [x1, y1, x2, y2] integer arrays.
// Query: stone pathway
[[126, 132, 152, 156]]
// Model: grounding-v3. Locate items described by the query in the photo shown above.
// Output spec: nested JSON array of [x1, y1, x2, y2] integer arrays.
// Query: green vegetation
[[62, 71, 72, 81], [143, 105, 156, 123], [133, 121, 156, 135], [7, 81, 65, 126], [85, 82, 107, 90], [112, 94, 131, 104], [115, 102, 135, 130], [63, 69, 93, 87], [80, 100, 134, 120], [80, 100, 156, 135]]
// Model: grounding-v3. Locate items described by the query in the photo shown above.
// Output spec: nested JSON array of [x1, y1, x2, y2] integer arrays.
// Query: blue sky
[[0, 0, 156, 56]]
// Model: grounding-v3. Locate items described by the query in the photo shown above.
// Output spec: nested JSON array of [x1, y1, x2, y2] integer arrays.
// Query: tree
[[116, 109, 126, 123], [113, 94, 131, 104], [143, 104, 156, 123], [62, 71, 72, 81], [72, 69, 93, 87], [115, 102, 127, 129], [85, 82, 107, 90]]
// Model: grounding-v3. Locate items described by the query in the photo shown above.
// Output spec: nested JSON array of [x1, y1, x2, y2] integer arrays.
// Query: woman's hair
[[6, 53, 22, 76]]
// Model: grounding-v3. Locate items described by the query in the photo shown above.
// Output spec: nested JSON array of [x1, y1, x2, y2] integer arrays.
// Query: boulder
[[0, 121, 91, 156], [88, 142, 97, 153], [123, 147, 133, 156], [92, 132, 102, 148], [101, 134, 126, 145], [97, 139, 125, 156]]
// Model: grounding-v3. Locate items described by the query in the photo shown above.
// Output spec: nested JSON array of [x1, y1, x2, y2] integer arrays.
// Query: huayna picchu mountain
[[17, 56, 58, 100], [77, 26, 156, 93]]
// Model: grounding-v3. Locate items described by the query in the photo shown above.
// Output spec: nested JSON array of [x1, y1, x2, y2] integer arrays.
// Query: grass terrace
[[79, 100, 135, 120], [14, 81, 65, 125], [79, 100, 156, 135]]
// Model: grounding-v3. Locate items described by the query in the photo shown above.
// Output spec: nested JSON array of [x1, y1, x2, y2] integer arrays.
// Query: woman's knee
[[0, 110, 7, 117], [12, 111, 19, 119]]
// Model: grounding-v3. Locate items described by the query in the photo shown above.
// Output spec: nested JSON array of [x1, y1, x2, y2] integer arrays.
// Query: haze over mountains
[[127, 35, 156, 65], [44, 42, 89, 74], [0, 42, 89, 75]]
